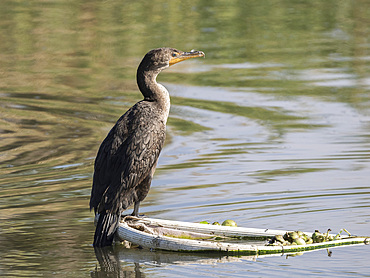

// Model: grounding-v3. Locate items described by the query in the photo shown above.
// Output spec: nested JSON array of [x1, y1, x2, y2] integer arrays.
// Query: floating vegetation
[[199, 221, 210, 224], [222, 219, 237, 227], [199, 220, 237, 227], [267, 228, 353, 246]]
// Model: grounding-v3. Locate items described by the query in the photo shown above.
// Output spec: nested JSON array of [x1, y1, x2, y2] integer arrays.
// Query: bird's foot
[[130, 212, 145, 218]]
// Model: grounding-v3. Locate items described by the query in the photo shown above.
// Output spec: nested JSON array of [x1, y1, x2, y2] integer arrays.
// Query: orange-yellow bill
[[169, 50, 205, 66]]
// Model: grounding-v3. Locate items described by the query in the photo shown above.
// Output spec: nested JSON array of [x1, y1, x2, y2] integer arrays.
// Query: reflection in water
[[91, 242, 355, 278], [92, 247, 145, 278], [1, 0, 369, 277], [91, 245, 245, 278], [91, 245, 249, 278]]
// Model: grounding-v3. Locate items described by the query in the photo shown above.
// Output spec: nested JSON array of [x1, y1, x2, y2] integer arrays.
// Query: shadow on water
[[1, 0, 370, 277]]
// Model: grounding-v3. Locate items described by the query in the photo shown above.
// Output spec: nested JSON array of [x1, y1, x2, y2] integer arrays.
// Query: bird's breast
[[156, 83, 171, 124]]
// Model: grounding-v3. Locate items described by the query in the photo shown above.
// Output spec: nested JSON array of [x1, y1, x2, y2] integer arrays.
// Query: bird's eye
[[172, 53, 177, 57]]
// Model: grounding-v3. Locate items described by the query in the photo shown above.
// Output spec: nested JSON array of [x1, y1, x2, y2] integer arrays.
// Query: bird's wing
[[89, 102, 166, 214]]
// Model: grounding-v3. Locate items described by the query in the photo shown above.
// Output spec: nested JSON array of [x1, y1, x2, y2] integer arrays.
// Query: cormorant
[[90, 47, 205, 247]]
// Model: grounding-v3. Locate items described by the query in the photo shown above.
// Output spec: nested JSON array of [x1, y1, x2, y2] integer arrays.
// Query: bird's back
[[90, 100, 166, 215]]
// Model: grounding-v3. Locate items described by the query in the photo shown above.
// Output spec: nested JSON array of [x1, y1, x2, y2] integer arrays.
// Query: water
[[1, 1, 369, 277]]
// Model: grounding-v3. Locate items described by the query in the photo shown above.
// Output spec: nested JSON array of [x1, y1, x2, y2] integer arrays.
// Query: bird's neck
[[137, 69, 170, 123]]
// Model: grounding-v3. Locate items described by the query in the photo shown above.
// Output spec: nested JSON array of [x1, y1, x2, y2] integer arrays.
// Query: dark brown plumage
[[90, 47, 204, 247]]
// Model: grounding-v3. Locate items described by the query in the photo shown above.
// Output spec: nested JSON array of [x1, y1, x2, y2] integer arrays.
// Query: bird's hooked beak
[[169, 50, 205, 66]]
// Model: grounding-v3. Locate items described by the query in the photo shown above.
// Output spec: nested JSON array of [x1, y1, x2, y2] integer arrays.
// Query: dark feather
[[93, 211, 119, 247], [90, 101, 166, 247]]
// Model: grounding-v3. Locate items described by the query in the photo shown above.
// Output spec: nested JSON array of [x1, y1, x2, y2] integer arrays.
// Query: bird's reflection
[[91, 245, 145, 278]]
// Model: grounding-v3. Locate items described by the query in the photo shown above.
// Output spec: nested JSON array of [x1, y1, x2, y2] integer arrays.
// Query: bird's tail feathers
[[93, 211, 119, 247]]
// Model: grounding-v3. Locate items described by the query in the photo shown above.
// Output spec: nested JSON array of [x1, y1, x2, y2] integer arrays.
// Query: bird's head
[[140, 47, 205, 72]]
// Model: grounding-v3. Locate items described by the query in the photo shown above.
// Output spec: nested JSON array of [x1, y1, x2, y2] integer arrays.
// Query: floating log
[[116, 217, 369, 255]]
